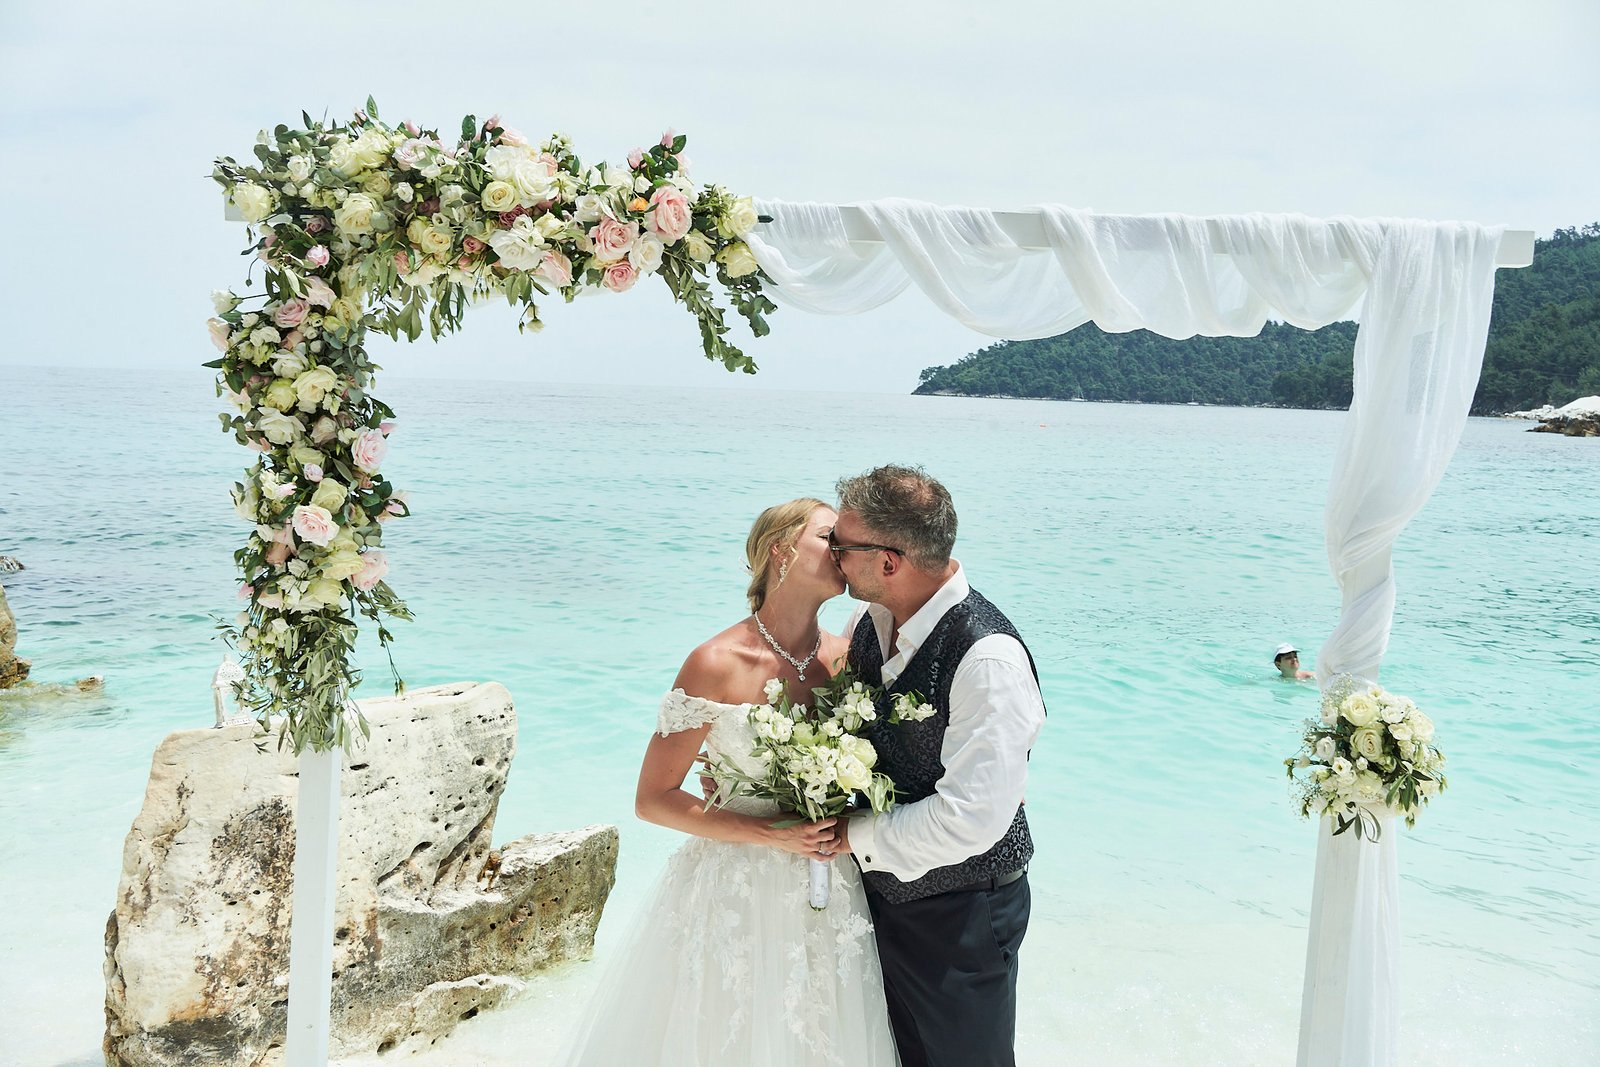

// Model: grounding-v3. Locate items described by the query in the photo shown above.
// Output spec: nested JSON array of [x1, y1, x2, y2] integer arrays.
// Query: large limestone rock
[[103, 681, 619, 1067], [0, 579, 29, 688]]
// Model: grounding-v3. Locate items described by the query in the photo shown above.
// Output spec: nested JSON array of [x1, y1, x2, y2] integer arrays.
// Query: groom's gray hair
[[835, 465, 957, 571]]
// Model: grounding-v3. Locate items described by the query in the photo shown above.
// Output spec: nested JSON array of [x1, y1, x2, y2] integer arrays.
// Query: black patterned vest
[[849, 588, 1040, 904]]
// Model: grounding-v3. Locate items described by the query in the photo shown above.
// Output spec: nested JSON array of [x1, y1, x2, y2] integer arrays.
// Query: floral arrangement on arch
[[1285, 674, 1447, 841], [208, 98, 777, 753]]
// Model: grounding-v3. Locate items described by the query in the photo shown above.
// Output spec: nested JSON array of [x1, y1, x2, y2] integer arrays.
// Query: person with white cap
[[1274, 643, 1315, 681]]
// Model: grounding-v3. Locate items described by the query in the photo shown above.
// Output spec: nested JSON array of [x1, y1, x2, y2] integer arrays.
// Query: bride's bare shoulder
[[673, 620, 762, 704]]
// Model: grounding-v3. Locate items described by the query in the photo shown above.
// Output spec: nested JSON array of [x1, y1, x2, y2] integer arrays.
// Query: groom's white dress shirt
[[845, 563, 1046, 883]]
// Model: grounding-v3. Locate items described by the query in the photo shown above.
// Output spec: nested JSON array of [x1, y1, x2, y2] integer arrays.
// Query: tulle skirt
[[555, 834, 899, 1066]]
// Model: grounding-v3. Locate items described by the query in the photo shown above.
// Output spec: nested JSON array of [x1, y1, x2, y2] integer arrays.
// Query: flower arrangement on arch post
[[209, 99, 777, 753], [1285, 674, 1447, 841]]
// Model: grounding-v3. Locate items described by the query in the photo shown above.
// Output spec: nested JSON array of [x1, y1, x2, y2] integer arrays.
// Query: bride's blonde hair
[[746, 498, 827, 613]]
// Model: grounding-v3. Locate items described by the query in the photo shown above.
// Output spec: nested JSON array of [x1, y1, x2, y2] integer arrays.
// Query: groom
[[829, 465, 1045, 1067]]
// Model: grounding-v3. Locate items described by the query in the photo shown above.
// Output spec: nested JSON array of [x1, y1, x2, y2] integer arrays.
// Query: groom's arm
[[843, 635, 1044, 881]]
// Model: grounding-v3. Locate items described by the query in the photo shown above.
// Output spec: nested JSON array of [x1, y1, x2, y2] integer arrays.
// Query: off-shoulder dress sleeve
[[656, 689, 731, 737]]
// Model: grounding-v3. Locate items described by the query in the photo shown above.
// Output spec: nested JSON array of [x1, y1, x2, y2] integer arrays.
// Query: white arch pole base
[[284, 748, 342, 1066]]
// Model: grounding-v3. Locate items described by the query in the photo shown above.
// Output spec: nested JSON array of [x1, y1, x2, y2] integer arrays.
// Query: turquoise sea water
[[1, 364, 1596, 1065]]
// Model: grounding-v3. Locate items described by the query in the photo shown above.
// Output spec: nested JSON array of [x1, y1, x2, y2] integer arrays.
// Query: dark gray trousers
[[866, 874, 1030, 1067]]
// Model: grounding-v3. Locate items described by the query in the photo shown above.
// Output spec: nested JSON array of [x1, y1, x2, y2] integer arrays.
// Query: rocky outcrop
[[1528, 395, 1600, 437], [0, 579, 30, 688], [103, 681, 619, 1067]]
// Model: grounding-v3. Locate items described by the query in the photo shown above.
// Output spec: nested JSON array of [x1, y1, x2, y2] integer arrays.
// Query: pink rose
[[291, 504, 338, 547], [645, 186, 693, 244], [627, 147, 644, 169], [352, 551, 389, 592], [306, 245, 330, 268], [538, 152, 560, 171], [305, 217, 327, 235], [589, 216, 639, 262], [238, 584, 253, 601], [601, 260, 639, 293], [264, 541, 292, 566], [351, 429, 388, 473], [379, 421, 396, 435], [256, 591, 284, 610], [304, 464, 324, 482], [207, 318, 232, 352], [248, 439, 272, 454], [394, 249, 411, 275], [538, 250, 573, 287], [419, 198, 440, 215], [304, 277, 336, 309], [462, 235, 485, 255], [394, 138, 428, 169], [497, 210, 521, 228], [281, 328, 304, 350], [660, 128, 676, 148], [498, 126, 528, 147], [273, 299, 309, 329], [404, 120, 420, 136]]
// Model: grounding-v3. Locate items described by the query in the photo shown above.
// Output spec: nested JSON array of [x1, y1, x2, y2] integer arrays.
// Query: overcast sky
[[1, 0, 1595, 395]]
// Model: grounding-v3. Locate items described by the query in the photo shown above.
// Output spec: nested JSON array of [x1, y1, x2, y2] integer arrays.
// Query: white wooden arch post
[[213, 108, 777, 1067], [224, 194, 1531, 1065]]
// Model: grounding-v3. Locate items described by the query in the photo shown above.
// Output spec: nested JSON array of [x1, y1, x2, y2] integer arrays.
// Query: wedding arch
[[210, 102, 1532, 1067]]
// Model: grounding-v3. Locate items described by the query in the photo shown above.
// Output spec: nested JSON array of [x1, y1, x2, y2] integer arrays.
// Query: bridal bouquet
[[709, 670, 936, 908], [1284, 675, 1447, 841]]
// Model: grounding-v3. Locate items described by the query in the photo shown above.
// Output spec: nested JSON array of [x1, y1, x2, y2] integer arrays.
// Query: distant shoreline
[[911, 390, 1542, 418]]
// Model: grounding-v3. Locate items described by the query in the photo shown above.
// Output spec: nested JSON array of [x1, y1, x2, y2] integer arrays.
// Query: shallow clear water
[[1, 365, 1596, 1065]]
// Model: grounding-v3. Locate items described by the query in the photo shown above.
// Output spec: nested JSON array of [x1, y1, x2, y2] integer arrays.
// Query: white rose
[[286, 155, 313, 183], [334, 193, 378, 236], [484, 144, 536, 181], [1340, 693, 1380, 728], [716, 241, 760, 278], [352, 129, 391, 169], [718, 196, 759, 238], [255, 410, 306, 446], [1350, 725, 1386, 762], [628, 232, 664, 274], [1387, 721, 1413, 742], [835, 755, 871, 792], [326, 139, 361, 178], [231, 183, 275, 224], [1330, 756, 1353, 779], [481, 181, 518, 214], [395, 181, 414, 203], [573, 193, 604, 223], [211, 290, 240, 315], [681, 229, 714, 263], [507, 158, 556, 206], [763, 678, 785, 705], [1409, 710, 1435, 742], [1313, 736, 1336, 762]]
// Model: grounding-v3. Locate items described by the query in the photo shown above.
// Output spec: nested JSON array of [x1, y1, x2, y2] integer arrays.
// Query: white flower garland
[[210, 99, 776, 753]]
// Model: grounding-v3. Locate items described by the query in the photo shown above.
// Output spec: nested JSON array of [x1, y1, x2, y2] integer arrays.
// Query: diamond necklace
[[753, 612, 822, 681]]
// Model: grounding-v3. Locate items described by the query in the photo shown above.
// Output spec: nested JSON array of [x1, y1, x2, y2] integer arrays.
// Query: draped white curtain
[[747, 199, 1505, 1066]]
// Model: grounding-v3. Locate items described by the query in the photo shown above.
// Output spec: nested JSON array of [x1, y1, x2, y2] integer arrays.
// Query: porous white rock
[[103, 681, 619, 1067]]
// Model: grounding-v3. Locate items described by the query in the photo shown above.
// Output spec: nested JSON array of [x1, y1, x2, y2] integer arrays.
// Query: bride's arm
[[634, 730, 837, 858], [634, 646, 837, 860]]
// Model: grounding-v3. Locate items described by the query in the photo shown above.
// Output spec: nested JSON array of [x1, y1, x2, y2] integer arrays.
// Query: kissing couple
[[556, 465, 1046, 1067]]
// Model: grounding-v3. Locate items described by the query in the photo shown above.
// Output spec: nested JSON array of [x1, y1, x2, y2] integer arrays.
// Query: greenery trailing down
[[916, 222, 1600, 415]]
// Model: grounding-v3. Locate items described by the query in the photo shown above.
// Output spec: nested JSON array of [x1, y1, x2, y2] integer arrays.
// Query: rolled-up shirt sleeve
[[851, 636, 1045, 881]]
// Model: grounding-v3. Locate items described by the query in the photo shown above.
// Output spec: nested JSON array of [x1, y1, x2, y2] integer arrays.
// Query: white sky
[[1, 0, 1595, 394]]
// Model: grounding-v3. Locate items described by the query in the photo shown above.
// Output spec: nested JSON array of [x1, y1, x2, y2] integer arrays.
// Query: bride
[[555, 498, 899, 1066]]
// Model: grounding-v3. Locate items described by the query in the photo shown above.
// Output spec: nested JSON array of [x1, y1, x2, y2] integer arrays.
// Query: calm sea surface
[[1, 365, 1595, 1065]]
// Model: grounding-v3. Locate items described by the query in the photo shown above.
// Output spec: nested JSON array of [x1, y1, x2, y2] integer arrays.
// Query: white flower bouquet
[[710, 669, 935, 908], [1285, 675, 1447, 841]]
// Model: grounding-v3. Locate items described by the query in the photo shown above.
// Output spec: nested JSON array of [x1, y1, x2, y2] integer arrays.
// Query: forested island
[[915, 223, 1600, 415]]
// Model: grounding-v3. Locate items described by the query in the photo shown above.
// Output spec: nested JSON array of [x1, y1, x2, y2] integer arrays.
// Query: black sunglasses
[[827, 530, 902, 560]]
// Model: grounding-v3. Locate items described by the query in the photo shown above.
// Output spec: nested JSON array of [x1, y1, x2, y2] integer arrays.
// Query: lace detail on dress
[[656, 688, 747, 737]]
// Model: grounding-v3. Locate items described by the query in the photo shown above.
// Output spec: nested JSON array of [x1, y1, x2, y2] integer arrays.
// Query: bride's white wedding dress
[[555, 689, 899, 1066]]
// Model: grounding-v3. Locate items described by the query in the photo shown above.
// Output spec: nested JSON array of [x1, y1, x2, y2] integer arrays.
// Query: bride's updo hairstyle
[[745, 497, 827, 613]]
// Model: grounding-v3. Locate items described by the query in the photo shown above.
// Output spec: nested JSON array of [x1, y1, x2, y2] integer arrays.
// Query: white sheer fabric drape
[[746, 200, 1505, 1066]]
